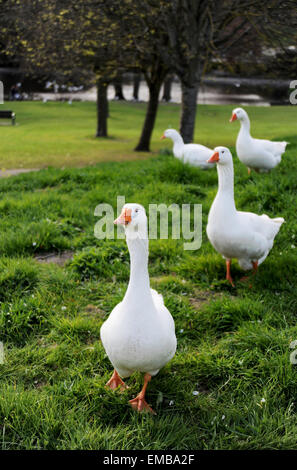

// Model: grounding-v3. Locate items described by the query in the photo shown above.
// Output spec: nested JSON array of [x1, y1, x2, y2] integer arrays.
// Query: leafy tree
[[0, 0, 127, 137], [131, 0, 296, 144], [99, 0, 171, 151], [1, 0, 296, 148], [153, 0, 296, 143]]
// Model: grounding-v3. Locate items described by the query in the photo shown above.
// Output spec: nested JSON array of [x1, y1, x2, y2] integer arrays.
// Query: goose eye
[[135, 209, 139, 213]]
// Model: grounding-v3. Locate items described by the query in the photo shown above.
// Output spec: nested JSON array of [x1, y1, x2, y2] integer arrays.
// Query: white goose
[[230, 107, 288, 174], [100, 203, 176, 414], [161, 129, 215, 169], [206, 147, 284, 286]]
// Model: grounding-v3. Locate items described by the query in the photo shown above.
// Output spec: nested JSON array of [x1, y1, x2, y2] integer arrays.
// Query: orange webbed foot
[[106, 370, 129, 392], [240, 275, 249, 281], [239, 275, 253, 288], [240, 261, 258, 289], [129, 373, 156, 415], [129, 395, 156, 415], [226, 274, 235, 287]]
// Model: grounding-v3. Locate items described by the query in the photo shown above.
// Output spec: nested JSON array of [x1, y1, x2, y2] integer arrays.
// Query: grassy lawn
[[0, 101, 297, 449], [0, 101, 296, 168]]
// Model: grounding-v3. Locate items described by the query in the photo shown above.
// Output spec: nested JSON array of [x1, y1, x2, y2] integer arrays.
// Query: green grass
[[0, 101, 296, 168], [0, 102, 297, 449]]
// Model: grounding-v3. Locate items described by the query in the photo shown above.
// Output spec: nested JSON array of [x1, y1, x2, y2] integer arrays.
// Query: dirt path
[[36, 80, 270, 106], [0, 168, 40, 178], [34, 251, 74, 266]]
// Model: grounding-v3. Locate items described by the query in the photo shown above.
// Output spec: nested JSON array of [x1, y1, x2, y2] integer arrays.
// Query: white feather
[[207, 147, 284, 271], [163, 129, 215, 169], [100, 204, 176, 378], [231, 108, 288, 172]]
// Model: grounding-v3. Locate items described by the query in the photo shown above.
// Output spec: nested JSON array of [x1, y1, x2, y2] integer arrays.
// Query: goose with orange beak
[[100, 203, 176, 414], [206, 147, 284, 286], [230, 107, 288, 174], [161, 128, 215, 169]]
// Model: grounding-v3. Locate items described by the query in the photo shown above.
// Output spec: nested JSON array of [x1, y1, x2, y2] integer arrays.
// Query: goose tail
[[238, 217, 284, 271], [272, 217, 285, 225], [276, 141, 289, 154], [266, 216, 285, 245]]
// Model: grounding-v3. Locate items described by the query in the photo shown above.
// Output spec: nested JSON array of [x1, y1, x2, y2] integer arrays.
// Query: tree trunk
[[134, 80, 162, 152], [114, 77, 125, 100], [162, 75, 173, 102], [133, 73, 141, 100], [180, 82, 199, 143], [96, 80, 108, 137]]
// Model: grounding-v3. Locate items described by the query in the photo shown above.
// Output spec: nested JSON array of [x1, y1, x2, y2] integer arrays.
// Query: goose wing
[[253, 138, 288, 157]]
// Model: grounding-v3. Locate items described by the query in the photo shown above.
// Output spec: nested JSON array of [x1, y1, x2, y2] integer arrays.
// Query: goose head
[[207, 146, 233, 166], [114, 203, 147, 238], [230, 107, 248, 123], [161, 128, 181, 142]]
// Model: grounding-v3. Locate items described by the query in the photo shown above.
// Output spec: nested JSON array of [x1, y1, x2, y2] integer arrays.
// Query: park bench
[[0, 110, 16, 125]]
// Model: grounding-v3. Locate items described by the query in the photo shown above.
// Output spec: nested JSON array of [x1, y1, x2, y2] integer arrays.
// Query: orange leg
[[240, 260, 258, 287], [106, 369, 128, 392], [248, 167, 251, 176], [129, 373, 156, 415], [252, 260, 258, 274], [226, 259, 235, 287]]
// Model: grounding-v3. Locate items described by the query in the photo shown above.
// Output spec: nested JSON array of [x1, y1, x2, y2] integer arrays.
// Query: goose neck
[[172, 133, 184, 145], [239, 115, 251, 135], [171, 133, 184, 159], [217, 163, 236, 209], [124, 235, 151, 302]]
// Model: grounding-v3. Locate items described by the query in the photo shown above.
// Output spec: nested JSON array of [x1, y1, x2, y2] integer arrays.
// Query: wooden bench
[[0, 110, 16, 125]]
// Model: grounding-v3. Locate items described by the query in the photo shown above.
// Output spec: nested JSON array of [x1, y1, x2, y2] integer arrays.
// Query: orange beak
[[160, 134, 166, 140], [207, 151, 220, 164], [114, 208, 132, 225], [230, 113, 237, 122]]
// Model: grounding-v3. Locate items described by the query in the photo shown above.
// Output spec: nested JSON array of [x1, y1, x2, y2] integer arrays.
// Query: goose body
[[161, 128, 215, 169], [101, 287, 176, 378], [230, 108, 288, 173], [206, 147, 284, 284], [100, 203, 176, 413]]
